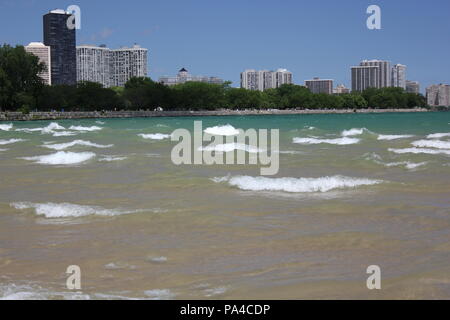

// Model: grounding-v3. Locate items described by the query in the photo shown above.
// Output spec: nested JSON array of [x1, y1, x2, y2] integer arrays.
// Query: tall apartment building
[[392, 64, 407, 89], [240, 69, 292, 91], [110, 45, 148, 87], [406, 80, 420, 94], [426, 84, 450, 107], [351, 65, 379, 92], [76, 45, 111, 87], [43, 9, 76, 85], [24, 42, 51, 85], [304, 78, 333, 94], [360, 60, 391, 88], [159, 68, 224, 86]]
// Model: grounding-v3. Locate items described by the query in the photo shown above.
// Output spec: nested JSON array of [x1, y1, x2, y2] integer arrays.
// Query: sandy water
[[0, 112, 450, 299]]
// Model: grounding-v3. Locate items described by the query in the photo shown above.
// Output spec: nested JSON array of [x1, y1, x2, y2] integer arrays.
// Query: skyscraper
[[360, 60, 391, 88], [392, 64, 407, 89], [406, 80, 420, 94], [24, 42, 51, 85], [351, 66, 379, 92], [76, 45, 111, 88], [110, 45, 148, 87], [305, 78, 333, 94], [43, 9, 76, 85], [426, 84, 450, 107], [240, 69, 292, 91]]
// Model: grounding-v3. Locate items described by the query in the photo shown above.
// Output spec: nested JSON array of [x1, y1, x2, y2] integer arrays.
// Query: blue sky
[[1, 0, 449, 92]]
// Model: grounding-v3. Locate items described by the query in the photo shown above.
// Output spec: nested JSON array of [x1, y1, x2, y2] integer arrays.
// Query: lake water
[[0, 112, 450, 299]]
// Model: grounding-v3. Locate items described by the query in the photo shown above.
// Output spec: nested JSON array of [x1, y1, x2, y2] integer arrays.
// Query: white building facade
[[305, 78, 333, 94], [391, 64, 407, 89], [24, 42, 52, 85], [240, 69, 293, 91], [427, 84, 450, 107], [110, 45, 148, 87], [76, 45, 111, 87]]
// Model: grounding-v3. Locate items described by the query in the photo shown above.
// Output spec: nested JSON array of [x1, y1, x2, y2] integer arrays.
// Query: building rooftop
[[49, 9, 67, 14], [26, 42, 47, 47]]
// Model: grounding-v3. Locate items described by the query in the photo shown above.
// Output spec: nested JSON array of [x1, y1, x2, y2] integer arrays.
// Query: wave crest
[[213, 175, 382, 193]]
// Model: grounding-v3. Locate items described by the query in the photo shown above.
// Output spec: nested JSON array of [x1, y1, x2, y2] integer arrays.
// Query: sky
[[0, 0, 449, 92]]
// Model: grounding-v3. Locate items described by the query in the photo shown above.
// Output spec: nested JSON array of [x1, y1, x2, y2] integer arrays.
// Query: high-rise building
[[392, 64, 407, 89], [159, 68, 224, 86], [43, 9, 76, 85], [360, 60, 391, 88], [333, 84, 350, 94], [426, 84, 450, 107], [351, 65, 379, 92], [304, 78, 333, 94], [24, 42, 51, 85], [406, 80, 420, 94], [110, 45, 148, 87], [240, 69, 292, 91], [76, 45, 111, 88]]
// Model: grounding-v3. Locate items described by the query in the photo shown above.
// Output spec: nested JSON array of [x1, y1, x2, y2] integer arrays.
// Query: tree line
[[0, 44, 428, 112]]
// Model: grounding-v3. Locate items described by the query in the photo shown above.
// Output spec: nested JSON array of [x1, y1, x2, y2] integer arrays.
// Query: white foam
[[21, 151, 96, 165], [214, 175, 382, 193], [412, 139, 450, 150], [384, 161, 428, 170], [99, 155, 127, 162], [52, 131, 78, 137], [95, 121, 105, 125], [15, 122, 65, 135], [10, 202, 144, 218], [138, 133, 171, 140], [144, 289, 175, 300], [204, 124, 239, 136], [427, 133, 450, 139], [199, 143, 263, 153], [389, 148, 450, 156], [204, 287, 227, 297], [146, 256, 168, 263], [0, 138, 26, 145], [0, 123, 13, 131], [0, 283, 90, 300], [377, 134, 415, 141], [69, 125, 103, 132], [0, 148, 7, 152], [341, 128, 369, 136], [293, 137, 360, 145], [42, 140, 113, 151]]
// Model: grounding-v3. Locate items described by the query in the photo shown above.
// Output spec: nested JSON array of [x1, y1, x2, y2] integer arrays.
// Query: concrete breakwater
[[0, 108, 430, 121]]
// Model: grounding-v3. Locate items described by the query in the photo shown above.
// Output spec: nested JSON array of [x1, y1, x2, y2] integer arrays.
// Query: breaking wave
[[199, 143, 263, 153], [0, 123, 13, 131], [21, 151, 96, 165], [138, 133, 171, 140], [213, 175, 382, 193], [204, 124, 239, 136], [0, 138, 26, 145], [427, 133, 450, 139], [293, 137, 360, 145], [341, 128, 370, 136], [411, 140, 450, 150], [377, 134, 414, 141], [389, 148, 450, 156], [98, 155, 127, 162], [42, 140, 113, 151], [10, 202, 145, 218], [69, 125, 103, 132], [15, 122, 66, 135]]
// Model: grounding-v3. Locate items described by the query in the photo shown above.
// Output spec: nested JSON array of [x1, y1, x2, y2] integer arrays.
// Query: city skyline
[[1, 0, 449, 92]]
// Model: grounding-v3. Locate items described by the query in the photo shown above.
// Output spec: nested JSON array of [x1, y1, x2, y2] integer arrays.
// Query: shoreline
[[0, 108, 434, 121]]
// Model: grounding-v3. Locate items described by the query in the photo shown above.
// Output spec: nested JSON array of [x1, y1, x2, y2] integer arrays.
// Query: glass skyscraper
[[43, 9, 76, 85]]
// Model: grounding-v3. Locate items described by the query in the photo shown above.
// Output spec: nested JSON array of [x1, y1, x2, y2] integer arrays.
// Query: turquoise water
[[0, 112, 449, 299]]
